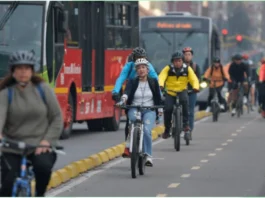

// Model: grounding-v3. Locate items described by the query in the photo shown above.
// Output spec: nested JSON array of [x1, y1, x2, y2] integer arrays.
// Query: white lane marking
[[168, 183, 180, 188], [157, 194, 167, 197], [47, 117, 210, 196], [200, 159, 208, 163], [191, 166, 200, 170], [231, 133, 237, 136], [236, 129, 242, 132], [241, 126, 245, 129], [181, 174, 191, 178], [153, 157, 165, 160], [227, 139, 233, 142], [215, 148, 223, 151], [208, 153, 216, 156], [222, 143, 228, 146]]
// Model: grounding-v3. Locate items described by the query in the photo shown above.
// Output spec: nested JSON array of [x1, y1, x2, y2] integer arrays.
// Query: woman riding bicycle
[[0, 51, 63, 196], [204, 57, 230, 112], [117, 58, 163, 166]]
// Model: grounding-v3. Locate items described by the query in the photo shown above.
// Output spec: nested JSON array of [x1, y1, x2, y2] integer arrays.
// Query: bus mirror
[[63, 11, 69, 33]]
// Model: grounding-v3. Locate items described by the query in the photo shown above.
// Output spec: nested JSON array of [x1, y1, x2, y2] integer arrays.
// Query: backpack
[[8, 83, 46, 105], [210, 65, 225, 78], [126, 62, 134, 79]]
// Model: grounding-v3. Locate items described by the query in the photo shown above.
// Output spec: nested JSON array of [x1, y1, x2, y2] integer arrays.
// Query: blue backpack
[[8, 83, 46, 105]]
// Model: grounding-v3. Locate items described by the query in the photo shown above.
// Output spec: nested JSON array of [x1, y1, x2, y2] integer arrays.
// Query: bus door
[[80, 2, 93, 92], [92, 2, 105, 91]]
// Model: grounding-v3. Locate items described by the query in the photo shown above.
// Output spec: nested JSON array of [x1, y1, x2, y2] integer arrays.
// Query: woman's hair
[[0, 73, 45, 91]]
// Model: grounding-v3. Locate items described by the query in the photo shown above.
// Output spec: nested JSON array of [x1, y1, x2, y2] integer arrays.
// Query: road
[[55, 107, 199, 170], [49, 111, 265, 197]]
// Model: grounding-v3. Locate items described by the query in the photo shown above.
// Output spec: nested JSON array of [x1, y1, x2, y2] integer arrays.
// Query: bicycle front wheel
[[131, 127, 140, 178], [174, 108, 181, 151]]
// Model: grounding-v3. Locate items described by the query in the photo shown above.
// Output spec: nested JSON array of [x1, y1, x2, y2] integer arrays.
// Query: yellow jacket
[[159, 64, 199, 96]]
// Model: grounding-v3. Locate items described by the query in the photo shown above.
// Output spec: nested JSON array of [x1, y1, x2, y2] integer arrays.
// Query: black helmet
[[213, 57, 220, 63], [9, 50, 37, 71], [233, 54, 242, 60], [132, 47, 147, 61], [171, 51, 184, 62]]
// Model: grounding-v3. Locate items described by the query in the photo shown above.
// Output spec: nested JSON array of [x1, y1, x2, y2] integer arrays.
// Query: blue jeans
[[188, 92, 197, 132], [128, 109, 156, 156]]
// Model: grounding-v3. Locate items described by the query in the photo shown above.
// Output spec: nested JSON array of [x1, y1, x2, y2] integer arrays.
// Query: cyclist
[[203, 57, 230, 112], [228, 54, 249, 116], [257, 58, 265, 112], [117, 58, 163, 166], [159, 51, 199, 139], [0, 51, 63, 196], [112, 47, 158, 156], [258, 58, 265, 117], [248, 59, 258, 111], [182, 47, 201, 136]]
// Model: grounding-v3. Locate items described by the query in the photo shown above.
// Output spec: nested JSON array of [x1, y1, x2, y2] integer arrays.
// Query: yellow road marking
[[157, 194, 167, 197], [168, 183, 180, 188], [191, 166, 200, 170], [208, 153, 216, 156], [181, 174, 191, 178]]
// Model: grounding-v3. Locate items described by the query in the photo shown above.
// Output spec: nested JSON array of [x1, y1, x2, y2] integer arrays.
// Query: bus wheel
[[87, 119, 103, 131], [60, 94, 74, 140], [103, 107, 121, 131]]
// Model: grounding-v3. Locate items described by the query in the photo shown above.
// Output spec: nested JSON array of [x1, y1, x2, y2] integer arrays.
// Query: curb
[[38, 110, 211, 191]]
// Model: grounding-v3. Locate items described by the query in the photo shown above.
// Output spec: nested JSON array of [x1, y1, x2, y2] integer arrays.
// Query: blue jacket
[[112, 61, 158, 94]]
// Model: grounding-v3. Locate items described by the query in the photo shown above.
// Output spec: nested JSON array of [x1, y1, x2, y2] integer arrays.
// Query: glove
[[202, 77, 208, 81], [193, 89, 200, 93], [116, 97, 126, 106], [112, 93, 120, 102]]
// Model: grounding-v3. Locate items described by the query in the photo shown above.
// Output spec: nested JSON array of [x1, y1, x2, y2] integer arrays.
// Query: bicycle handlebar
[[114, 104, 164, 110], [0, 138, 64, 152]]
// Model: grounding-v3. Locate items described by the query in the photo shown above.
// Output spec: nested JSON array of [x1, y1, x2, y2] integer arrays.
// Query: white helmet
[[134, 58, 149, 68]]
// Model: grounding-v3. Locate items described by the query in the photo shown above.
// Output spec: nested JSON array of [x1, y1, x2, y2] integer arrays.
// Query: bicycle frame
[[129, 110, 144, 154], [12, 152, 34, 197]]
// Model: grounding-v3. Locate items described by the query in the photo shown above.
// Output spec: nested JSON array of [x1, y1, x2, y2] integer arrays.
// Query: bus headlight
[[200, 81, 208, 89]]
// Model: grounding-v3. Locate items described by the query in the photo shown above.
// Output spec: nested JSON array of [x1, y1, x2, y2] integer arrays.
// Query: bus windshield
[[0, 3, 43, 78], [141, 31, 209, 73]]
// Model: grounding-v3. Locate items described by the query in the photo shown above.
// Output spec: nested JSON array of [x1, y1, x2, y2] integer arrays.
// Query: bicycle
[[209, 79, 224, 122], [115, 104, 163, 179], [0, 138, 65, 197], [167, 90, 190, 151], [235, 82, 245, 118]]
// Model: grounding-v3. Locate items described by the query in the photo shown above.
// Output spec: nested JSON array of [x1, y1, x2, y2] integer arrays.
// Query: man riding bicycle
[[182, 47, 201, 135], [158, 51, 199, 139], [258, 58, 265, 117], [111, 47, 158, 156], [228, 54, 250, 116], [204, 57, 230, 112], [116, 58, 163, 165]]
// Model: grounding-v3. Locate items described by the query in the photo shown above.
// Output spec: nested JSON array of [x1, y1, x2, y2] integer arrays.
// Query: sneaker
[[183, 126, 191, 140], [220, 104, 225, 110], [205, 106, 211, 113], [122, 147, 130, 158], [145, 157, 153, 167], [231, 108, 236, 116], [243, 96, 248, 104], [162, 131, 171, 139]]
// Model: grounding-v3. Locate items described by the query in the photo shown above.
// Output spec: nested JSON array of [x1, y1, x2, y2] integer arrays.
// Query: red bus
[[0, 1, 139, 139]]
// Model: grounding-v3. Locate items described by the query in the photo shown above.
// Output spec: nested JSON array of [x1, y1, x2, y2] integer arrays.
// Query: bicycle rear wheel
[[131, 127, 140, 178], [174, 108, 181, 151]]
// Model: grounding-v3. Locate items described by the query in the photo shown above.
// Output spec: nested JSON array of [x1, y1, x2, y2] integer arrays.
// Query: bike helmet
[[134, 58, 149, 68], [182, 47, 193, 55], [132, 47, 147, 61], [233, 54, 242, 60], [242, 54, 249, 60], [213, 57, 220, 63], [9, 50, 37, 71], [171, 51, 184, 62]]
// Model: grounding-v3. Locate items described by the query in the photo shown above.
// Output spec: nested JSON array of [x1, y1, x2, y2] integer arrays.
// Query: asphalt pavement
[[48, 111, 265, 197]]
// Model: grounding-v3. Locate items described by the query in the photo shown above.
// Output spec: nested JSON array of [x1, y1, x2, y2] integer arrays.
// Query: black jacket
[[186, 61, 201, 92], [229, 62, 249, 82], [124, 77, 162, 114]]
